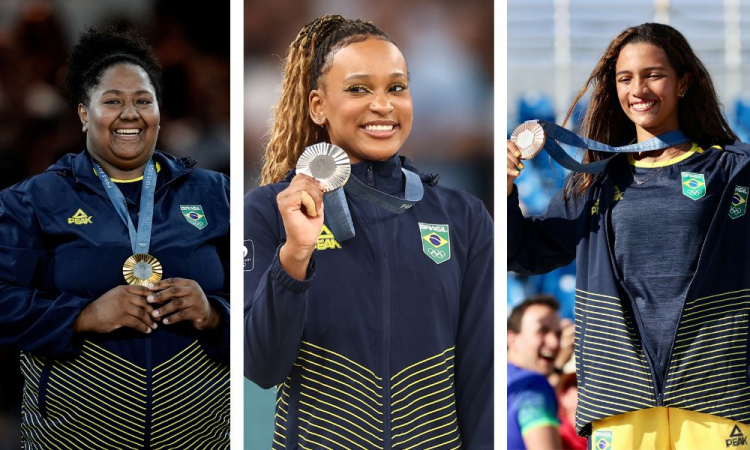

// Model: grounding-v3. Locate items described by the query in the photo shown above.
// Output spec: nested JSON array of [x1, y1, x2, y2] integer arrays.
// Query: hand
[[555, 318, 575, 370], [507, 140, 524, 197], [74, 285, 158, 334], [276, 174, 326, 279], [145, 278, 220, 330]]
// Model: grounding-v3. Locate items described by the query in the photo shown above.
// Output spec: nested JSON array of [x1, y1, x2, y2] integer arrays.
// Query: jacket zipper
[[367, 164, 392, 448]]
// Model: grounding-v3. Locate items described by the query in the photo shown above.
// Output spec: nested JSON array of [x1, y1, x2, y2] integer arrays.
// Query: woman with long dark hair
[[509, 23, 749, 449]]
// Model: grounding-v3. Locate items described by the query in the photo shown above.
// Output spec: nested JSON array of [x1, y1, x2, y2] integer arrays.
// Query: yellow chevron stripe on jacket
[[275, 342, 463, 449], [19, 340, 229, 449]]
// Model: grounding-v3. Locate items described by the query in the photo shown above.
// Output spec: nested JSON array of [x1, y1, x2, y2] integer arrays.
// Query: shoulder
[[507, 364, 554, 395], [423, 182, 490, 220]]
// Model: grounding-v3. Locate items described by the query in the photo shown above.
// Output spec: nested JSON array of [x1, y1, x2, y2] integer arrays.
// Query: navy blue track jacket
[[0, 150, 230, 448], [245, 155, 493, 449], [509, 143, 750, 436]]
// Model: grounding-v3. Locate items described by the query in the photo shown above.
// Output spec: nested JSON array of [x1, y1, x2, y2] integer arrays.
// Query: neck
[[89, 152, 148, 180]]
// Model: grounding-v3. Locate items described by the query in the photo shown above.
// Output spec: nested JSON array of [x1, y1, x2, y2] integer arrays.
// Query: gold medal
[[123, 253, 162, 286], [510, 121, 546, 159]]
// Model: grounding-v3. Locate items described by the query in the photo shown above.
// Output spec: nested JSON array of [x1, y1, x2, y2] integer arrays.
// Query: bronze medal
[[510, 121, 546, 159], [123, 253, 163, 286]]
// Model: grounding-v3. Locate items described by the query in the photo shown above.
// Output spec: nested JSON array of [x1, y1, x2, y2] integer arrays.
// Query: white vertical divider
[[230, 0, 245, 446]]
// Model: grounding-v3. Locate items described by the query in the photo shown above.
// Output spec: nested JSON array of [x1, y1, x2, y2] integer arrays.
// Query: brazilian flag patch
[[681, 172, 706, 200], [592, 430, 612, 450], [180, 205, 208, 230], [729, 186, 748, 219], [419, 223, 451, 264]]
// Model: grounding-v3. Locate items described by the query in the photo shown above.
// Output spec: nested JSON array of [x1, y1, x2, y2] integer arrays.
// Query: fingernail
[[152, 310, 160, 317], [146, 328, 152, 334], [515, 151, 521, 157], [163, 318, 169, 325], [152, 323, 158, 329], [147, 295, 154, 302], [148, 283, 155, 289], [518, 163, 524, 169]]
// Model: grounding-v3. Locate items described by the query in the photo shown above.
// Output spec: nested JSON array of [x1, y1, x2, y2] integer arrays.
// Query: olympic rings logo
[[427, 248, 446, 258]]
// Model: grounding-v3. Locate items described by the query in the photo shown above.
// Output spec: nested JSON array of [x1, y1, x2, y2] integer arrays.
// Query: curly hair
[[66, 24, 163, 106], [260, 15, 395, 185], [563, 23, 737, 197]]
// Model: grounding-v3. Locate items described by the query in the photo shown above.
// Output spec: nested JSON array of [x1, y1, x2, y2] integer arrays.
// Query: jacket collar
[[47, 150, 194, 196], [349, 153, 407, 196]]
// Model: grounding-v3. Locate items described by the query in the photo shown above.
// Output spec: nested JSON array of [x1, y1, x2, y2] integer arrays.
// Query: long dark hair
[[564, 23, 737, 197]]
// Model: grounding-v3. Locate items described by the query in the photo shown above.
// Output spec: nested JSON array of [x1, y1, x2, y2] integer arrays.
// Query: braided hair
[[66, 24, 163, 106], [260, 15, 394, 185]]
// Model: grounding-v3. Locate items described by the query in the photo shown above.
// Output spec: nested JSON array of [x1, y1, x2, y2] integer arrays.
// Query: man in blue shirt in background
[[508, 295, 565, 450]]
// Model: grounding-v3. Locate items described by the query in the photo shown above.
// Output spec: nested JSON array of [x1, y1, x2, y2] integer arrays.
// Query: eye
[[104, 98, 121, 105], [345, 85, 372, 94], [617, 77, 631, 85], [389, 83, 408, 93], [137, 98, 153, 105]]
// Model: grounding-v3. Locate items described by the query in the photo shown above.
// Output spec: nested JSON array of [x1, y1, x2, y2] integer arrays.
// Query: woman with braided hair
[[0, 24, 230, 447], [245, 15, 493, 449]]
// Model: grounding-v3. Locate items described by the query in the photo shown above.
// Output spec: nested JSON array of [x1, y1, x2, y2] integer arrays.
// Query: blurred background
[[244, 0, 493, 447], [0, 1, 229, 447], [507, 0, 750, 320]]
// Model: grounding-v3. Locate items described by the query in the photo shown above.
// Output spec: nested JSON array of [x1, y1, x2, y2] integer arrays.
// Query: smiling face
[[615, 42, 689, 140], [309, 37, 413, 164], [78, 62, 160, 178], [507, 304, 562, 376]]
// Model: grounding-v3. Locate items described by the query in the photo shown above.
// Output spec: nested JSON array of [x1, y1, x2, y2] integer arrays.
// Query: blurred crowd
[[244, 0, 494, 212], [0, 1, 229, 447]]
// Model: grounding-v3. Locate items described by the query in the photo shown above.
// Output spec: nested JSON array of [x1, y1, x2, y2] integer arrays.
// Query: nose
[[633, 77, 649, 95], [120, 102, 139, 120], [369, 92, 393, 114]]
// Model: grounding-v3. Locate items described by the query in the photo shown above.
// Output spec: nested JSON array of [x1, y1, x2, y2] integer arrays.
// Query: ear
[[679, 73, 692, 97], [507, 331, 517, 350], [308, 89, 326, 126], [78, 104, 89, 132]]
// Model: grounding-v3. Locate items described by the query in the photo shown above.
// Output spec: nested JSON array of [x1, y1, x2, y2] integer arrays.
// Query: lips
[[114, 128, 142, 135]]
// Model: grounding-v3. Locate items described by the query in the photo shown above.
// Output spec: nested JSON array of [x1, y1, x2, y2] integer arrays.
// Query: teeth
[[365, 124, 394, 132], [631, 102, 655, 110], [115, 129, 140, 135]]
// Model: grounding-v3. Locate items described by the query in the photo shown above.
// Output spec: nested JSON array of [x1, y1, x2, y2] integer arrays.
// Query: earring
[[679, 91, 685, 98]]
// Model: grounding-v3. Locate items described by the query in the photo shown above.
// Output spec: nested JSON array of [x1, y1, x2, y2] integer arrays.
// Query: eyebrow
[[343, 72, 409, 82], [100, 89, 154, 96], [616, 66, 667, 75]]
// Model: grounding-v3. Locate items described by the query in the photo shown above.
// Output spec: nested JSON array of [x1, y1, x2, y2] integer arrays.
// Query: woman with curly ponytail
[[246, 14, 493, 450]]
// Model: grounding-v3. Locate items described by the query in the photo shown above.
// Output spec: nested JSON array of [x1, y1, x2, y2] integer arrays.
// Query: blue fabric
[[245, 154, 494, 449], [0, 150, 230, 445], [610, 148, 728, 376], [507, 363, 559, 450], [508, 142, 750, 434]]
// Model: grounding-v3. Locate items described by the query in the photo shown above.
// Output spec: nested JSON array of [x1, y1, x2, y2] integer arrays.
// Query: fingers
[[277, 174, 325, 216], [125, 302, 158, 333], [507, 140, 523, 177], [300, 190, 317, 217]]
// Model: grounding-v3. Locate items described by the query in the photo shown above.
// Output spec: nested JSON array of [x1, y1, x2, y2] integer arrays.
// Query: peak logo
[[68, 209, 93, 225], [726, 425, 747, 448], [316, 225, 341, 250]]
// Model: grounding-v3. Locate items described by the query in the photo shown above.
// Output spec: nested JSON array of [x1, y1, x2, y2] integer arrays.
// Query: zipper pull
[[367, 164, 375, 187]]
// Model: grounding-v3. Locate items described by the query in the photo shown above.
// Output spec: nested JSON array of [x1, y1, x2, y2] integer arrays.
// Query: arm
[[243, 177, 324, 389], [507, 184, 581, 276], [0, 187, 91, 358], [454, 201, 493, 449], [515, 384, 562, 450], [524, 426, 563, 450]]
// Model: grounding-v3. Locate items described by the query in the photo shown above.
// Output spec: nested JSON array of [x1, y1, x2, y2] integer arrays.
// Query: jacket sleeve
[[243, 186, 313, 389], [197, 174, 231, 364], [454, 199, 494, 449], [507, 183, 581, 275], [0, 186, 91, 358]]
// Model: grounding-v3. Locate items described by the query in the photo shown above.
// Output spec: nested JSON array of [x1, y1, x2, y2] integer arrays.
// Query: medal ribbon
[[535, 120, 691, 174], [93, 158, 157, 255], [323, 167, 424, 242]]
